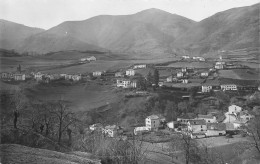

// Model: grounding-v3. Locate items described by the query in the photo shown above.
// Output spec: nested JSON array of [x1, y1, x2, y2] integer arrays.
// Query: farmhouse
[[115, 72, 124, 77], [102, 125, 120, 137], [182, 79, 188, 84], [72, 75, 81, 81], [182, 68, 187, 72], [14, 74, 25, 81], [197, 114, 217, 123], [205, 123, 226, 137], [177, 72, 183, 78], [145, 115, 166, 130], [34, 72, 44, 81], [228, 104, 242, 114], [117, 79, 137, 88], [187, 119, 207, 133], [201, 72, 208, 77], [87, 56, 96, 61], [126, 69, 135, 76], [133, 64, 146, 69], [134, 126, 150, 135], [93, 71, 102, 77], [167, 121, 179, 130]]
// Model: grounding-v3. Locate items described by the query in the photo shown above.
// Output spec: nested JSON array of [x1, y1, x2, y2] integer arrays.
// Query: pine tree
[[146, 71, 153, 87], [153, 69, 159, 87]]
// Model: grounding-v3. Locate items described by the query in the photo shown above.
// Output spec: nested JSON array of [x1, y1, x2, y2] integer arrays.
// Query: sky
[[0, 0, 259, 29]]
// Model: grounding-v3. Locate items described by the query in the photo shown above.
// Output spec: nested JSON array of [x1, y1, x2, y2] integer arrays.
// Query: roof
[[188, 119, 206, 125], [147, 114, 165, 120], [105, 125, 118, 130], [207, 123, 226, 131], [198, 114, 215, 119], [202, 79, 220, 86]]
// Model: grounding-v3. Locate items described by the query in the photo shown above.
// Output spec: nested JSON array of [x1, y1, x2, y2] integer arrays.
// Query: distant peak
[[136, 8, 172, 15]]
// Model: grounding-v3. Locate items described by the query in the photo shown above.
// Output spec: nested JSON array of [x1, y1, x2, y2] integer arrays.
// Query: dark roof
[[202, 79, 220, 86]]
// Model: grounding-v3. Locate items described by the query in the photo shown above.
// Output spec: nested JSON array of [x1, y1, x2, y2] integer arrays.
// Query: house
[[126, 69, 135, 76], [182, 68, 187, 72], [80, 58, 87, 62], [93, 71, 102, 77], [192, 57, 205, 61], [89, 123, 103, 131], [87, 56, 96, 61], [166, 76, 173, 82], [187, 119, 207, 133], [1, 72, 8, 79], [117, 79, 137, 88], [215, 64, 224, 69], [14, 74, 25, 81], [182, 56, 190, 59], [239, 110, 254, 122], [177, 113, 196, 125], [133, 64, 146, 69], [134, 126, 150, 135], [228, 105, 242, 115], [145, 115, 166, 130], [65, 74, 73, 80], [197, 114, 217, 123], [177, 72, 183, 78], [102, 125, 122, 137], [221, 84, 237, 91], [167, 121, 179, 130], [190, 132, 206, 139], [115, 72, 124, 77], [34, 72, 44, 81], [205, 123, 226, 137], [201, 72, 208, 77], [182, 79, 188, 84], [223, 112, 237, 123], [71, 75, 81, 81], [201, 85, 213, 93]]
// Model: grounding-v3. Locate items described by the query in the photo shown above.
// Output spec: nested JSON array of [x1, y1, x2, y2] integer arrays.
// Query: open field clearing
[[218, 69, 260, 80], [166, 61, 213, 68], [25, 81, 122, 111]]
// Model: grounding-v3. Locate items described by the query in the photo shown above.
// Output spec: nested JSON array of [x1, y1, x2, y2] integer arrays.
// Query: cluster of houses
[[89, 123, 123, 138], [132, 104, 254, 139], [80, 56, 96, 62], [181, 56, 205, 61], [1, 65, 26, 81]]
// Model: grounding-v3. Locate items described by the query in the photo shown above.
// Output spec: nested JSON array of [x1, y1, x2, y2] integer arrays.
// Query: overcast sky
[[0, 0, 259, 29]]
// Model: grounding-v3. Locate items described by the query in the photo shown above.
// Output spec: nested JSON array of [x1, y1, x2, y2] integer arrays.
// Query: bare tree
[[50, 100, 76, 144], [246, 115, 260, 154], [11, 91, 27, 129]]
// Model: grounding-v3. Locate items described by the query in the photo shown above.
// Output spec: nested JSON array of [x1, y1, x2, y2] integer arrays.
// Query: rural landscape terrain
[[1, 2, 260, 164]]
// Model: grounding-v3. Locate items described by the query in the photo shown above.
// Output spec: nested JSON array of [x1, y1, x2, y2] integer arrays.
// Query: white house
[[187, 119, 207, 133], [72, 75, 81, 81], [205, 123, 226, 137], [201, 85, 212, 93], [133, 64, 146, 69], [145, 115, 166, 130], [14, 74, 25, 81], [221, 84, 237, 91], [177, 72, 183, 78], [89, 123, 103, 131], [182, 79, 188, 84], [201, 72, 209, 77], [34, 72, 44, 81], [87, 56, 96, 61], [117, 79, 137, 88], [126, 69, 135, 76], [115, 72, 124, 77], [93, 71, 102, 77], [102, 125, 120, 137], [228, 105, 242, 114], [197, 114, 217, 123], [166, 76, 173, 82], [182, 68, 187, 72], [182, 56, 190, 59], [134, 126, 150, 135]]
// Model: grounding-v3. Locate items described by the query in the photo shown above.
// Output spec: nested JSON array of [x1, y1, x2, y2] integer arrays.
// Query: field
[[218, 69, 260, 80], [166, 61, 213, 68]]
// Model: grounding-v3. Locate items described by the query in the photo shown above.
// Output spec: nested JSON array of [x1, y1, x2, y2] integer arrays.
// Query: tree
[[50, 100, 76, 144], [165, 101, 177, 121], [137, 76, 146, 91], [153, 69, 159, 87], [246, 115, 260, 154], [146, 71, 153, 88]]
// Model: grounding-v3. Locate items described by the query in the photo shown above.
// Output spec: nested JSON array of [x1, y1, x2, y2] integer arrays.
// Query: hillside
[[16, 8, 195, 57], [0, 19, 44, 50], [0, 144, 101, 164], [175, 3, 260, 55]]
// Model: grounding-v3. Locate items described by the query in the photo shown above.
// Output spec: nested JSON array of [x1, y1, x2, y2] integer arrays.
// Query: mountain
[[16, 8, 195, 56], [175, 3, 260, 55], [0, 19, 44, 50]]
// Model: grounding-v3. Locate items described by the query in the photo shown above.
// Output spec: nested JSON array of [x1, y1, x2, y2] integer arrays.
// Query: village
[[2, 54, 259, 143]]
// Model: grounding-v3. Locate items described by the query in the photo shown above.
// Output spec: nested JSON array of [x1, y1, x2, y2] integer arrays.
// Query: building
[[201, 85, 213, 93], [187, 119, 207, 133], [197, 114, 217, 123], [177, 113, 196, 125], [182, 56, 190, 59], [89, 123, 103, 131], [193, 57, 205, 61], [182, 79, 188, 84], [134, 126, 150, 135], [221, 84, 237, 91], [117, 79, 137, 88], [1, 72, 8, 79], [93, 71, 102, 77], [115, 72, 124, 77], [126, 69, 135, 76], [14, 74, 25, 81], [87, 56, 96, 61], [201, 72, 208, 77], [167, 121, 179, 130], [166, 76, 173, 82], [72, 75, 81, 81], [228, 105, 242, 115], [239, 110, 254, 122], [133, 64, 146, 69], [182, 68, 187, 72], [205, 123, 226, 137], [34, 72, 44, 81], [103, 125, 119, 137], [145, 115, 166, 130], [177, 72, 183, 78]]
